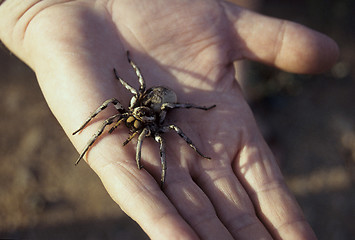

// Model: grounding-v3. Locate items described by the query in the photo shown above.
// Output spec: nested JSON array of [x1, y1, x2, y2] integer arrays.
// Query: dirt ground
[[1, 1, 354, 239]]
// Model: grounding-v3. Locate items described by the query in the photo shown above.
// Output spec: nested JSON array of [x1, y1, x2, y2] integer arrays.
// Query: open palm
[[1, 0, 338, 239]]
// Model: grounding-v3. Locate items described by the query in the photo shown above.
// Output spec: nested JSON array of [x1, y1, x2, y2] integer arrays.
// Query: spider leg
[[161, 102, 216, 111], [127, 51, 146, 94], [162, 124, 211, 159], [113, 68, 138, 95], [159, 103, 215, 123], [122, 131, 140, 146], [108, 113, 128, 134], [154, 134, 166, 188], [73, 98, 124, 135], [135, 128, 150, 169], [75, 114, 121, 165]]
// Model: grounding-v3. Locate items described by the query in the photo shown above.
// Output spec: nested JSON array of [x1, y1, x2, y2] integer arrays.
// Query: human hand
[[0, 0, 338, 239]]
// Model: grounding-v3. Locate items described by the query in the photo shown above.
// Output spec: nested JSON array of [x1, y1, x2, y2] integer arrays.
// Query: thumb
[[223, 2, 339, 74]]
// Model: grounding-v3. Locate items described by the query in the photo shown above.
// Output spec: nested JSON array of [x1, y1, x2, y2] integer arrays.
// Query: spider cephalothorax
[[73, 51, 215, 187]]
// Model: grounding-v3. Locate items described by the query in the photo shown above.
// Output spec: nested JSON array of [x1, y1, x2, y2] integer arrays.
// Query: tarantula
[[73, 52, 215, 187]]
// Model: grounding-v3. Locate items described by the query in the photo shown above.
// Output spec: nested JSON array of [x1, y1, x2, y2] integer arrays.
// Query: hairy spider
[[73, 51, 215, 188]]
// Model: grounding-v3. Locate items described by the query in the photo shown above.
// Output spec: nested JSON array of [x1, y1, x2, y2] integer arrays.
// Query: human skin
[[0, 0, 338, 239]]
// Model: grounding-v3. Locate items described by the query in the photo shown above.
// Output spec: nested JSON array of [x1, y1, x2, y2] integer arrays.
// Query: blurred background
[[0, 0, 354, 239]]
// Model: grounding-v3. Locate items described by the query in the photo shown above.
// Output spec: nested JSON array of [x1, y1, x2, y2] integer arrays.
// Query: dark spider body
[[73, 52, 215, 187]]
